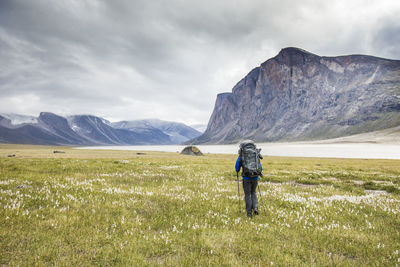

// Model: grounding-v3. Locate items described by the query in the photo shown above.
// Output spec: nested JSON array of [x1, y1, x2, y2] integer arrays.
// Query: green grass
[[1, 144, 400, 266]]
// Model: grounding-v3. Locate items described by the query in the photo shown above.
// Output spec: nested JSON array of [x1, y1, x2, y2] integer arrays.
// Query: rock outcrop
[[180, 146, 203, 156], [190, 47, 400, 144]]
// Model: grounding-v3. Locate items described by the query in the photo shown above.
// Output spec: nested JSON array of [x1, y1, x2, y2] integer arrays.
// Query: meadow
[[1, 144, 400, 266]]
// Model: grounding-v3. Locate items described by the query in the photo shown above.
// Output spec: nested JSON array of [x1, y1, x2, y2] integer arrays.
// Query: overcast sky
[[1, 0, 399, 124]]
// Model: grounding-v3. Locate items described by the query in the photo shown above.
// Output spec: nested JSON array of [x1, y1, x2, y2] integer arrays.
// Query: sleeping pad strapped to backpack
[[239, 140, 262, 177]]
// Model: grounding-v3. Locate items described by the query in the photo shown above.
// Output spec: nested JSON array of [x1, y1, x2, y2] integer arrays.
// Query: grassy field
[[1, 144, 400, 266]]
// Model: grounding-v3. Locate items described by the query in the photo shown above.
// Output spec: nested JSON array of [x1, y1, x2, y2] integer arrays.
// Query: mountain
[[190, 124, 207, 133], [67, 115, 172, 145], [0, 114, 74, 145], [112, 119, 202, 144], [190, 47, 400, 144], [0, 113, 38, 125], [0, 112, 197, 145], [38, 112, 93, 145], [0, 112, 88, 145]]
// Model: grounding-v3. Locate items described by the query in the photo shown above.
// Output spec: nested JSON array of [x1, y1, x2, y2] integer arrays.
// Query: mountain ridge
[[112, 119, 201, 144], [0, 112, 201, 146]]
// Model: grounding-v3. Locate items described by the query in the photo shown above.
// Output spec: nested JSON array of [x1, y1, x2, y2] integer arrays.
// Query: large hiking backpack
[[239, 140, 263, 177]]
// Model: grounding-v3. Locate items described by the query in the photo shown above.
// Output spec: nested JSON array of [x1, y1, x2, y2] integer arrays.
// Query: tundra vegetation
[[1, 144, 399, 266]]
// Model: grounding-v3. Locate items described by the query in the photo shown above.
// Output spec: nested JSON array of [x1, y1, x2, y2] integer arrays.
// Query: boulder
[[180, 146, 203, 156]]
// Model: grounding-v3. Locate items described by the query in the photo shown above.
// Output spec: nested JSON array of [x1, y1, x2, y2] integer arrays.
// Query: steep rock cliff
[[191, 47, 400, 144]]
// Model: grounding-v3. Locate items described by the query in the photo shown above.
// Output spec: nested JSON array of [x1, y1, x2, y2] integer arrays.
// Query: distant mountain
[[67, 115, 171, 145], [39, 112, 92, 145], [1, 115, 68, 146], [112, 119, 202, 144], [190, 124, 207, 133], [0, 113, 38, 125], [189, 47, 400, 144], [0, 112, 199, 146]]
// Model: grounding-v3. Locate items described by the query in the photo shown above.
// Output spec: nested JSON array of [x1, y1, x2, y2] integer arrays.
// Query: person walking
[[235, 140, 263, 218]]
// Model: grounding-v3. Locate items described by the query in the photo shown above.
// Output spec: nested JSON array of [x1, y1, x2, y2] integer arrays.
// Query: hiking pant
[[243, 179, 258, 217]]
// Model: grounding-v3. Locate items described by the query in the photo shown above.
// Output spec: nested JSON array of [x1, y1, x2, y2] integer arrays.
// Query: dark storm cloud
[[0, 0, 399, 124], [372, 20, 400, 59]]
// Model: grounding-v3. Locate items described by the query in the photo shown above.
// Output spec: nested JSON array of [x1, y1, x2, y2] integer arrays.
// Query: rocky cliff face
[[191, 47, 400, 144]]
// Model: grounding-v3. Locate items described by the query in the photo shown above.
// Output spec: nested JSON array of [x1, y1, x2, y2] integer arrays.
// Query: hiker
[[235, 140, 263, 218]]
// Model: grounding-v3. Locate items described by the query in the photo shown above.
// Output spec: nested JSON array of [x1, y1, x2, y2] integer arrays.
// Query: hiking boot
[[254, 210, 259, 215], [247, 213, 252, 218]]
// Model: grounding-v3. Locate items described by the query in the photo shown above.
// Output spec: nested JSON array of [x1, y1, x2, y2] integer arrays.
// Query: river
[[77, 143, 400, 159]]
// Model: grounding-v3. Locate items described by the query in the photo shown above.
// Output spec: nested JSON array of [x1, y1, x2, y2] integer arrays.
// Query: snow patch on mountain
[[190, 124, 207, 133], [1, 113, 38, 125]]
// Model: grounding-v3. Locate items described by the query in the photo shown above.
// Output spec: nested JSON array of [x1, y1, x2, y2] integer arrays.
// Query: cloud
[[372, 19, 400, 59], [0, 0, 399, 124]]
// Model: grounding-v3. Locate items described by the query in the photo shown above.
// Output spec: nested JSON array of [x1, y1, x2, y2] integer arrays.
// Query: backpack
[[239, 140, 263, 177]]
